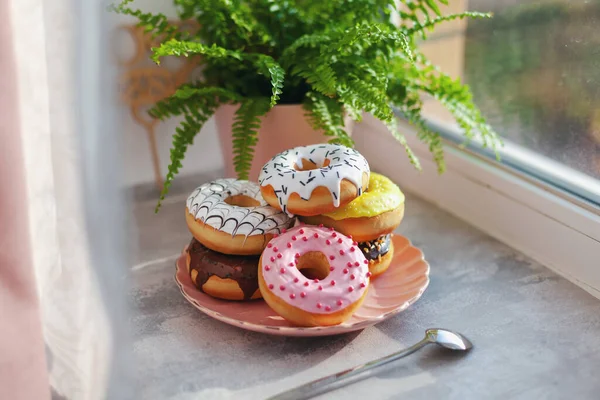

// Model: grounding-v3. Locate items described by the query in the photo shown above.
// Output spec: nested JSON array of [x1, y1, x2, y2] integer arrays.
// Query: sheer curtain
[[3, 1, 130, 399]]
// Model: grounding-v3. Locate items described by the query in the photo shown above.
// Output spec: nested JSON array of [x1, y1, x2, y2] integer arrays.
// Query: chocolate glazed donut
[[187, 238, 261, 300]]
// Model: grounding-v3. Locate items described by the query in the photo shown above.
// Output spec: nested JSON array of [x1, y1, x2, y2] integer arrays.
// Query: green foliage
[[231, 98, 271, 179], [112, 0, 499, 210]]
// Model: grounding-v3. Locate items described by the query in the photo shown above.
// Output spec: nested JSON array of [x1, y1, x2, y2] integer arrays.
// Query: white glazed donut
[[258, 225, 371, 326], [258, 144, 370, 216], [185, 179, 294, 255]]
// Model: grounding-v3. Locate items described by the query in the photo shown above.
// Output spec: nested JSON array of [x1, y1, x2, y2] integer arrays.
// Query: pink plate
[[175, 234, 430, 336]]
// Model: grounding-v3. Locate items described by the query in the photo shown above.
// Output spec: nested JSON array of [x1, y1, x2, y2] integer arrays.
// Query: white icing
[[186, 179, 293, 237], [258, 144, 370, 215]]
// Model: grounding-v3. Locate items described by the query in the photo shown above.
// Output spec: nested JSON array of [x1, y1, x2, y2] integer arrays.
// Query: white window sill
[[353, 114, 600, 299]]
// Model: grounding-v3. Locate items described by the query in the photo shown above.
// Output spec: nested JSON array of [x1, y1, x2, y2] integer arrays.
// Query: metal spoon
[[267, 328, 473, 400]]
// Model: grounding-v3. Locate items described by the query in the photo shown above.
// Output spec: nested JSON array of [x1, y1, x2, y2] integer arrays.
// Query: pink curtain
[[0, 1, 50, 398]]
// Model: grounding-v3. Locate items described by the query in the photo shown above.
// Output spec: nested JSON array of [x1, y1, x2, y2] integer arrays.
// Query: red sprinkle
[[280, 268, 285, 274], [326, 239, 331, 245], [313, 233, 319, 238], [343, 268, 349, 274], [264, 266, 271, 271], [325, 306, 332, 311], [330, 280, 336, 286], [279, 285, 285, 291], [282, 228, 287, 233], [289, 262, 295, 267], [304, 282, 309, 287], [329, 255, 335, 260], [366, 272, 372, 278], [360, 282, 366, 288], [318, 285, 323, 291], [313, 279, 320, 283], [329, 227, 335, 231], [287, 242, 292, 248], [267, 243, 273, 248], [289, 293, 296, 299], [273, 247, 279, 252], [317, 303, 322, 309], [338, 238, 343, 243], [347, 262, 353, 267], [350, 247, 356, 252], [348, 286, 354, 292], [270, 257, 275, 262], [337, 300, 343, 306], [299, 229, 305, 234], [273, 233, 279, 238], [330, 266, 335, 271], [300, 292, 307, 298], [364, 260, 368, 264], [352, 241, 358, 246], [354, 261, 360, 266], [348, 235, 353, 239], [295, 253, 301, 258], [303, 237, 308, 242], [350, 274, 356, 280], [319, 224, 323, 228], [268, 284, 274, 289], [277, 253, 282, 259], [339, 249, 345, 255], [332, 232, 337, 237], [294, 277, 299, 283], [292, 236, 297, 241]]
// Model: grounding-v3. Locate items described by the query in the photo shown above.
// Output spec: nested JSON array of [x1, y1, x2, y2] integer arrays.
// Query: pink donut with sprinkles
[[258, 225, 371, 326]]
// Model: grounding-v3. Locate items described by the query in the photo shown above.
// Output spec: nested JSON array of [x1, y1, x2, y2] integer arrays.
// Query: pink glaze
[[260, 226, 369, 314]]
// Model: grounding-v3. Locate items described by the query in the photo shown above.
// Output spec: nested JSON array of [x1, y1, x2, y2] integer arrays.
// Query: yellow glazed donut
[[186, 179, 294, 255], [300, 173, 404, 278], [258, 144, 370, 217], [300, 172, 405, 242]]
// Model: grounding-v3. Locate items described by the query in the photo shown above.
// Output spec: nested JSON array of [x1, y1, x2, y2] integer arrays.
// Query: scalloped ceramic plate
[[175, 234, 429, 336]]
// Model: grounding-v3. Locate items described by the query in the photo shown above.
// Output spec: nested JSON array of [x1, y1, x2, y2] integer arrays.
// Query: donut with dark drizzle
[[187, 238, 260, 300]]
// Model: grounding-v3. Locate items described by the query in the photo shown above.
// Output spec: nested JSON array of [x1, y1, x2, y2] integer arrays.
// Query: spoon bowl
[[426, 328, 474, 351]]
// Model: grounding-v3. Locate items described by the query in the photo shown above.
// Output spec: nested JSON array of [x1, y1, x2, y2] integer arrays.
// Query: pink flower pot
[[215, 104, 352, 181]]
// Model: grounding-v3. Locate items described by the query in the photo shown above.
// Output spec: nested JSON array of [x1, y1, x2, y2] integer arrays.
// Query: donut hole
[[295, 251, 331, 280], [224, 194, 260, 207], [293, 158, 331, 171]]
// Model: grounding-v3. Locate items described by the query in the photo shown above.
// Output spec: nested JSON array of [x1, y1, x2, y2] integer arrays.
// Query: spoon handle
[[267, 338, 430, 400]]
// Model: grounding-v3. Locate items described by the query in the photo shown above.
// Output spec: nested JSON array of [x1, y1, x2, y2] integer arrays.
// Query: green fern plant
[[111, 0, 500, 211]]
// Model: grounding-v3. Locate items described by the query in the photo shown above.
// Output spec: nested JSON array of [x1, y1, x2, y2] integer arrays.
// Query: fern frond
[[407, 12, 492, 38], [385, 118, 422, 171], [109, 0, 181, 40], [151, 39, 242, 65], [397, 95, 445, 172], [149, 86, 239, 121], [292, 63, 337, 97], [281, 33, 331, 62], [332, 23, 413, 61], [232, 98, 271, 179], [252, 55, 285, 107], [339, 78, 394, 122], [304, 92, 354, 147], [156, 97, 220, 212], [411, 52, 501, 152]]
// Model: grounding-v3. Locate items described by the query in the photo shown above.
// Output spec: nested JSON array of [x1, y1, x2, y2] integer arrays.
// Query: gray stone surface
[[130, 176, 600, 400]]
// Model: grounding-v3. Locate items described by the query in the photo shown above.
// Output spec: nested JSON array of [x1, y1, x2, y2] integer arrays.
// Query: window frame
[[354, 114, 600, 299]]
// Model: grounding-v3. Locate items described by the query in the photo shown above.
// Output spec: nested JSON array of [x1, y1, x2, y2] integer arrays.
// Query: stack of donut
[[184, 143, 405, 327], [185, 179, 294, 301], [259, 144, 405, 279]]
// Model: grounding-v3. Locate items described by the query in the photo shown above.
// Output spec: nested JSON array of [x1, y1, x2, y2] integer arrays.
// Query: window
[[356, 0, 600, 297], [418, 0, 600, 206]]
